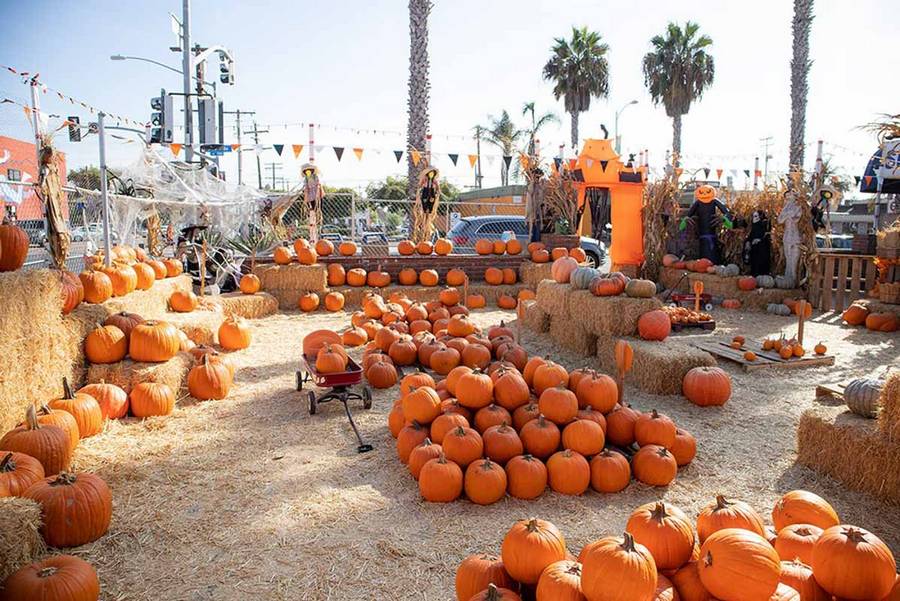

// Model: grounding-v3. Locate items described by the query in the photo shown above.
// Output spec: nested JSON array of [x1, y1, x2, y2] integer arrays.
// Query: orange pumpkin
[[346, 268, 367, 287], [841, 303, 869, 326], [551, 256, 578, 283], [297, 246, 318, 265], [299, 292, 320, 311], [698, 529, 781, 601], [419, 269, 439, 287], [506, 239, 523, 255], [501, 518, 568, 584], [434, 238, 454, 255], [273, 246, 292, 265], [314, 239, 334, 256], [531, 249, 550, 263], [338, 241, 357, 256], [416, 241, 433, 255]]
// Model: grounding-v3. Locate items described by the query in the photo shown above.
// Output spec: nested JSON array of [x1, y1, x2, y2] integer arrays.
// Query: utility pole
[[180, 0, 193, 162], [244, 121, 269, 189], [474, 126, 483, 189], [760, 136, 774, 181], [222, 108, 254, 185]]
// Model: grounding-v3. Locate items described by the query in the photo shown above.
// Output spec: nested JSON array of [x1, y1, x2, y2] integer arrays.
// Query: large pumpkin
[[625, 502, 695, 572], [551, 256, 579, 283], [866, 312, 898, 332], [841, 303, 869, 325], [23, 471, 112, 547], [418, 452, 463, 502], [103, 311, 144, 342], [130, 382, 176, 417], [47, 378, 103, 438], [625, 279, 657, 298], [0, 451, 45, 498], [698, 528, 780, 601], [581, 532, 658, 601], [535, 560, 585, 601], [188, 355, 233, 400], [0, 219, 29, 271], [219, 316, 252, 350], [571, 266, 600, 290], [0, 407, 72, 476], [737, 276, 757, 291], [811, 525, 896, 600], [79, 270, 113, 304], [771, 490, 839, 531], [78, 381, 129, 420], [84, 323, 127, 364], [501, 518, 568, 584], [696, 495, 766, 543], [683, 366, 731, 407], [589, 448, 631, 493], [0, 554, 100, 600], [129, 320, 181, 362], [637, 310, 671, 341]]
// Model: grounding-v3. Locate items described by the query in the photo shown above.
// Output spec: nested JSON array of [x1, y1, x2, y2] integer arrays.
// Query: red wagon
[[297, 354, 373, 453]]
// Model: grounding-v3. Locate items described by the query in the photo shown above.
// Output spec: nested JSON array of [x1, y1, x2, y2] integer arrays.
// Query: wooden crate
[[808, 252, 877, 313], [692, 338, 835, 371]]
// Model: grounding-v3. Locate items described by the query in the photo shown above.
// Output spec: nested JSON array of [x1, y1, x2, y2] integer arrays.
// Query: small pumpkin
[[188, 355, 233, 400], [625, 279, 657, 298], [812, 525, 896, 599], [698, 529, 780, 601], [103, 311, 144, 342], [455, 554, 516, 601], [0, 451, 45, 498], [637, 310, 671, 341], [626, 501, 695, 570], [866, 312, 898, 332], [84, 323, 127, 364], [697, 494, 766, 543], [551, 256, 579, 283], [683, 366, 731, 407], [632, 445, 677, 486], [580, 532, 658, 600], [841, 303, 869, 326], [77, 380, 128, 420], [129, 320, 181, 362], [239, 273, 261, 294], [772, 490, 839, 531], [589, 448, 631, 493], [546, 449, 590, 495], [0, 406, 72, 476], [79, 270, 113, 304], [130, 382, 176, 417], [418, 452, 463, 502], [48, 378, 103, 438], [464, 458, 507, 505]]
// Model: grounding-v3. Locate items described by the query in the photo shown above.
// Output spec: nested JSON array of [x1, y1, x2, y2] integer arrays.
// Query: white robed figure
[[301, 163, 324, 242]]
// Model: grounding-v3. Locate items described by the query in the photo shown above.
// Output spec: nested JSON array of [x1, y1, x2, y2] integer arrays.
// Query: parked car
[[815, 234, 854, 252], [320, 233, 344, 244], [446, 215, 606, 267], [17, 219, 47, 246]]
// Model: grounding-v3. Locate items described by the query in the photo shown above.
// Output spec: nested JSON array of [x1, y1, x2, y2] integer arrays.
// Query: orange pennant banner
[[292, 144, 303, 158], [467, 154, 477, 168], [231, 143, 241, 151], [170, 143, 182, 157], [352, 147, 364, 161], [410, 149, 421, 166]]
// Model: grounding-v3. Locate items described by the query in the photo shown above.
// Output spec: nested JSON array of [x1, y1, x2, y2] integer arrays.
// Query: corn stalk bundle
[[719, 184, 787, 272], [642, 177, 679, 279], [544, 169, 580, 235]]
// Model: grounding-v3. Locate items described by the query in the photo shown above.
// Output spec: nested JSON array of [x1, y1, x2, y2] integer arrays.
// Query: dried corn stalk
[[642, 177, 679, 279]]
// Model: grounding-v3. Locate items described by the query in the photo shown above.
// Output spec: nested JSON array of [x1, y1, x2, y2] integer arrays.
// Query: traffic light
[[197, 97, 216, 145], [67, 116, 81, 142], [149, 89, 174, 144], [219, 54, 235, 85]]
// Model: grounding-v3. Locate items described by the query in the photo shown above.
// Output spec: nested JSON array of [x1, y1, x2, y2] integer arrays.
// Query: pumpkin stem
[[51, 472, 77, 486], [714, 494, 730, 510], [525, 518, 540, 533], [0, 452, 13, 472], [62, 377, 74, 400], [651, 502, 669, 522], [483, 584, 501, 601], [842, 527, 867, 544], [37, 566, 59, 578], [24, 405, 40, 430], [651, 409, 659, 419], [621, 531, 637, 552]]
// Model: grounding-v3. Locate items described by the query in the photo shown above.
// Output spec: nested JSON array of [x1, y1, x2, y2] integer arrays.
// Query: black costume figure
[[680, 185, 733, 264], [743, 210, 772, 276]]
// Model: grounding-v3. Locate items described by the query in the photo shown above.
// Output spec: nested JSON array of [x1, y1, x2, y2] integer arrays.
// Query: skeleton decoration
[[412, 166, 441, 243], [778, 190, 803, 286], [524, 159, 547, 242], [680, 184, 733, 264], [301, 163, 324, 242], [36, 140, 69, 269]]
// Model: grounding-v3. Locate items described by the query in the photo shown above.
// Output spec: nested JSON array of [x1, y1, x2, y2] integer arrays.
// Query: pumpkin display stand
[[798, 403, 900, 503], [252, 263, 328, 308], [164, 309, 225, 345], [539, 283, 663, 337], [0, 497, 45, 581], [596, 335, 716, 395], [86, 352, 193, 395], [692, 337, 835, 371], [209, 291, 278, 319], [297, 354, 373, 453], [331, 283, 529, 310], [659, 267, 802, 311]]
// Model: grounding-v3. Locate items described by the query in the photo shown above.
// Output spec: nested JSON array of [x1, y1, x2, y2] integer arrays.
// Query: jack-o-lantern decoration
[[695, 185, 717, 204]]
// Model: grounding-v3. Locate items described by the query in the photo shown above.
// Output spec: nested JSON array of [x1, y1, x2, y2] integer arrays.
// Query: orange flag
[[352, 147, 364, 161], [467, 154, 477, 168], [231, 143, 241, 151], [292, 144, 303, 158], [170, 143, 183, 157], [410, 149, 421, 166]]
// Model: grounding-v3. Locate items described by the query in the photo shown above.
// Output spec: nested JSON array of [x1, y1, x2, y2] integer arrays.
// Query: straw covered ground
[[53, 302, 900, 600]]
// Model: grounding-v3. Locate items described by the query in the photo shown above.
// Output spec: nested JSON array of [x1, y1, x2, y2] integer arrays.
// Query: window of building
[[6, 168, 22, 181]]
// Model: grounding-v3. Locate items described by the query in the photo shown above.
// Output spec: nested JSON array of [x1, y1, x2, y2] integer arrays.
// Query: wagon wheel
[[704, 303, 714, 311], [307, 390, 317, 415], [296, 370, 305, 391], [362, 386, 372, 410]]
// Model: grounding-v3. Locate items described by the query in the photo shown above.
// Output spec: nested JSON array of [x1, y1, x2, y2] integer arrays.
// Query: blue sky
[[0, 0, 895, 192]]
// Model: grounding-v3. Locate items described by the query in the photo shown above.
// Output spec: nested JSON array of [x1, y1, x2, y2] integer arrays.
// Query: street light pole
[[614, 100, 638, 154], [181, 0, 193, 162]]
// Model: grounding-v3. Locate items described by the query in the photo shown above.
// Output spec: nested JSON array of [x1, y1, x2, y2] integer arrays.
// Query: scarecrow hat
[[300, 163, 319, 177]]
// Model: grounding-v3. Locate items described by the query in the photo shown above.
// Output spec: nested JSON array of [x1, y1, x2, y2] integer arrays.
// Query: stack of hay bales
[[596, 335, 717, 395], [797, 372, 900, 502], [520, 299, 549, 333], [253, 263, 327, 309], [659, 267, 801, 310], [86, 352, 194, 395], [0, 497, 45, 581], [164, 309, 224, 345], [210, 291, 278, 318], [519, 261, 554, 288]]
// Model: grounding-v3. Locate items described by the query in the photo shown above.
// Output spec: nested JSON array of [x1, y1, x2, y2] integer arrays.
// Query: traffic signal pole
[[181, 0, 193, 162]]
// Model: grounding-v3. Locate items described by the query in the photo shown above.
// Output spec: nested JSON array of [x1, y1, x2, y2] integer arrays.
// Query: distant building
[[0, 135, 68, 220]]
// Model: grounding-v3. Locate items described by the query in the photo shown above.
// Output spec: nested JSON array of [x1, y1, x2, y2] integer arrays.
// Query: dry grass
[[85, 352, 193, 395], [212, 292, 279, 319], [0, 497, 45, 581], [549, 315, 596, 356], [596, 335, 717, 395], [880, 371, 900, 443], [37, 305, 900, 600], [798, 404, 900, 503]]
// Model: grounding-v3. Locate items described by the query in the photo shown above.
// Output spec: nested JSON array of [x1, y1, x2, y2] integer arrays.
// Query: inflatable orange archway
[[571, 139, 646, 268]]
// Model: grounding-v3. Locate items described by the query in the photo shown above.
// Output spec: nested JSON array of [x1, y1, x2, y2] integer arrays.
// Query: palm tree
[[480, 111, 525, 186], [542, 27, 610, 149], [522, 102, 559, 155], [789, 0, 814, 171], [407, 0, 431, 200], [642, 21, 715, 156]]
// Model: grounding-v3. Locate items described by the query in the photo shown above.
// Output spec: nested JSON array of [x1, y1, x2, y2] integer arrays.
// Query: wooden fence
[[808, 252, 877, 313]]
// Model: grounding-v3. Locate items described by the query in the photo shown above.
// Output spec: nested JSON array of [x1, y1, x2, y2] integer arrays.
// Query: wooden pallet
[[815, 382, 846, 402], [692, 337, 836, 371], [671, 319, 716, 332]]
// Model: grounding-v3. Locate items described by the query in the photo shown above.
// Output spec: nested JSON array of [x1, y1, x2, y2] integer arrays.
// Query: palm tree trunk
[[570, 111, 579, 149], [407, 0, 431, 200], [672, 113, 683, 157], [790, 0, 813, 171], [501, 161, 508, 186]]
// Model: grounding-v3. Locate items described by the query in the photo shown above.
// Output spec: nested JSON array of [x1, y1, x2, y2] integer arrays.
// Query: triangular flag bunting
[[674, 167, 684, 177], [502, 155, 513, 170], [394, 150, 404, 163], [854, 176, 861, 185], [231, 143, 241, 151], [755, 169, 762, 178], [554, 157, 563, 171], [467, 154, 477, 168], [730, 169, 738, 177], [864, 175, 873, 186], [353, 147, 364, 161], [585, 158, 593, 168], [486, 155, 496, 166], [333, 147, 344, 161], [743, 169, 751, 178], [292, 144, 303, 158], [273, 144, 284, 156], [703, 168, 710, 178], [716, 168, 723, 179], [599, 160, 608, 172], [448, 153, 459, 166], [411, 149, 421, 166], [170, 143, 183, 157], [567, 158, 577, 170]]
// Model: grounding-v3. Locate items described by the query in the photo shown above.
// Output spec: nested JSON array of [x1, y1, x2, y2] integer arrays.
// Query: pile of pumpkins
[[661, 255, 798, 291], [376, 321, 697, 503], [273, 237, 357, 265], [528, 242, 588, 264], [660, 305, 713, 326], [759, 335, 827, 360], [452, 489, 898, 601], [842, 302, 898, 333], [552, 257, 658, 299]]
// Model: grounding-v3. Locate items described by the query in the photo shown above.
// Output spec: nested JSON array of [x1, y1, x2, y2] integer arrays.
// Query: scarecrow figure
[[743, 210, 772, 276], [523, 158, 547, 242], [412, 166, 441, 243], [301, 163, 324, 242], [680, 184, 733, 264], [778, 190, 803, 286], [36, 140, 69, 269]]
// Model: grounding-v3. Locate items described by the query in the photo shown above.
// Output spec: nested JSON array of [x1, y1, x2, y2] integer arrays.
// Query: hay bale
[[164, 309, 224, 345], [254, 263, 327, 294], [102, 275, 191, 317], [519, 261, 554, 287], [659, 267, 689, 291], [86, 351, 193, 394], [0, 497, 45, 581], [536, 280, 571, 317], [597, 336, 716, 395], [568, 292, 663, 337], [798, 405, 900, 503], [329, 284, 531, 308], [738, 287, 804, 311], [521, 300, 549, 333], [879, 371, 900, 443], [855, 299, 900, 319], [211, 291, 278, 319], [550, 315, 596, 356]]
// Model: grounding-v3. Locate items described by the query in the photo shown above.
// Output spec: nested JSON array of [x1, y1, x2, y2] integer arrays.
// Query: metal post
[[181, 0, 193, 162], [97, 113, 113, 267], [475, 126, 483, 189], [614, 111, 620, 154], [235, 110, 243, 185], [309, 123, 315, 164], [350, 196, 357, 243], [252, 121, 263, 188], [28, 78, 42, 166], [753, 157, 760, 189]]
